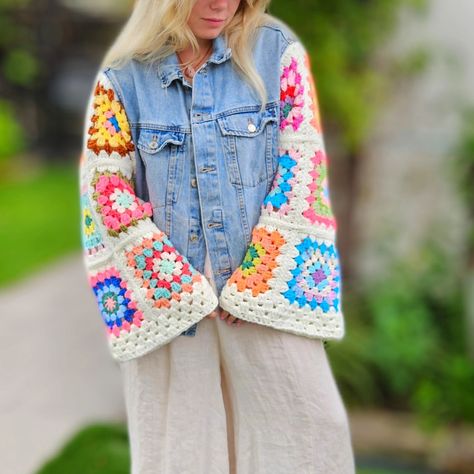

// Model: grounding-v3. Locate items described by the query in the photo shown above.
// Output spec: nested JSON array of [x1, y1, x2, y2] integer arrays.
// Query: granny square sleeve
[[78, 70, 219, 362], [218, 39, 345, 341]]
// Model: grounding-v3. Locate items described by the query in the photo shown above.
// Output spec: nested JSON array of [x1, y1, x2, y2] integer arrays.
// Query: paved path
[[0, 252, 125, 474]]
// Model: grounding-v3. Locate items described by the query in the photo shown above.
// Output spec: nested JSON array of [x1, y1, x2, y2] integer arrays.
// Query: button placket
[[189, 68, 233, 290]]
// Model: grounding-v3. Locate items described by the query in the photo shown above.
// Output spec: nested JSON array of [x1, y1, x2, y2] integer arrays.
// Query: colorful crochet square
[[92, 169, 153, 237], [125, 232, 202, 309], [302, 149, 336, 229], [80, 191, 105, 255], [280, 56, 305, 132], [263, 148, 299, 215], [282, 236, 341, 313], [87, 79, 135, 157], [303, 52, 322, 134], [90, 267, 144, 337], [228, 227, 285, 297]]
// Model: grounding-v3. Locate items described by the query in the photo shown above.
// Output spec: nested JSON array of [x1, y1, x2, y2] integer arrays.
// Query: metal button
[[190, 234, 198, 242], [191, 178, 197, 187], [149, 139, 158, 149], [247, 120, 257, 133]]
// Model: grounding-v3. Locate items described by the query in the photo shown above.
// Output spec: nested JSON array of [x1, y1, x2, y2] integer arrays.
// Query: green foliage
[[36, 423, 130, 474], [391, 46, 433, 77], [364, 236, 464, 402], [357, 468, 422, 474], [327, 292, 385, 406], [331, 254, 443, 409], [0, 164, 81, 287], [450, 106, 474, 247], [332, 231, 473, 426], [0, 0, 31, 7], [3, 48, 40, 86], [410, 105, 474, 428], [0, 0, 37, 89], [270, 0, 429, 152], [0, 99, 25, 164], [366, 273, 441, 400], [0, 0, 36, 166], [412, 353, 474, 429]]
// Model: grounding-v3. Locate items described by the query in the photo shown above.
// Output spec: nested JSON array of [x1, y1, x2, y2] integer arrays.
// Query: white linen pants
[[119, 251, 356, 474]]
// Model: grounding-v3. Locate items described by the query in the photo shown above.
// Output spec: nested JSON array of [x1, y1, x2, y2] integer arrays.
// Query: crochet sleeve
[[217, 39, 345, 340], [78, 70, 219, 362]]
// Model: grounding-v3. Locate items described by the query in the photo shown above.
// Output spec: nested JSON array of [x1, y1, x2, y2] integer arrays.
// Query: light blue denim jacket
[[103, 22, 294, 337]]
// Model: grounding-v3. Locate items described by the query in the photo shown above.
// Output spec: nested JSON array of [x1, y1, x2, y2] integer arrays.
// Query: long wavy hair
[[100, 0, 289, 110]]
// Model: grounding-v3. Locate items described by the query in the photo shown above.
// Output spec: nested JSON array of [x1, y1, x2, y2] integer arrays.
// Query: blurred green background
[[1, 0, 473, 473]]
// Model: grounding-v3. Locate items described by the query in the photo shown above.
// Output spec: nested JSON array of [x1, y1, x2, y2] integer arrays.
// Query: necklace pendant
[[185, 65, 195, 78]]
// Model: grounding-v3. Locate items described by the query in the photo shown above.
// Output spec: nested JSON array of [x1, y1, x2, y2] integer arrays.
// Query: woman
[[79, 0, 356, 472]]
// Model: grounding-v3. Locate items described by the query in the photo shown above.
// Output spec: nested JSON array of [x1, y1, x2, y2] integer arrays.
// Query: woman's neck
[[179, 38, 213, 64], [177, 38, 214, 84]]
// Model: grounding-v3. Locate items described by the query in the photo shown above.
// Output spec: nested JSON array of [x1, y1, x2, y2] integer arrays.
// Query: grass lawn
[[359, 471, 421, 474], [0, 164, 81, 287], [36, 423, 130, 474]]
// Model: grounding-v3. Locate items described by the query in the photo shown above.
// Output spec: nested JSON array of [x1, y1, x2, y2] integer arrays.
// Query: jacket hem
[[218, 287, 345, 341], [110, 291, 218, 363]]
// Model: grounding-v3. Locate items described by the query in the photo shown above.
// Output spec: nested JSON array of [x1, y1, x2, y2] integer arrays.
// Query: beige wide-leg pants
[[119, 251, 356, 474]]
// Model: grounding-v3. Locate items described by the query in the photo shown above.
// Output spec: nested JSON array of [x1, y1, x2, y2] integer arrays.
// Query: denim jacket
[[79, 20, 345, 362]]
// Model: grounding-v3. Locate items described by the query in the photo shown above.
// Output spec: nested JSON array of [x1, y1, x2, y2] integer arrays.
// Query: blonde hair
[[100, 0, 286, 111]]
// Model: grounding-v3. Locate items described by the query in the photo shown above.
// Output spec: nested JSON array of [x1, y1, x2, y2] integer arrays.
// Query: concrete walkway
[[0, 252, 126, 474]]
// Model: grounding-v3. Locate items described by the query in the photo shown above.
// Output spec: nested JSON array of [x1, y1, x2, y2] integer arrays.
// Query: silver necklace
[[177, 43, 213, 80]]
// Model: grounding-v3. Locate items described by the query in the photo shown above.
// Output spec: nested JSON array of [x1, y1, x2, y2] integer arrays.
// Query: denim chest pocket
[[136, 128, 186, 209], [217, 105, 279, 188]]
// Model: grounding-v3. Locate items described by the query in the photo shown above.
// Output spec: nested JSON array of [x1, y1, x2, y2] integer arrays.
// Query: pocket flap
[[217, 106, 278, 137], [137, 129, 186, 154]]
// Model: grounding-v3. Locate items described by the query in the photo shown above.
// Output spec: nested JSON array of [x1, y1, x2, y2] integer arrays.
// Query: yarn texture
[[218, 39, 345, 340]]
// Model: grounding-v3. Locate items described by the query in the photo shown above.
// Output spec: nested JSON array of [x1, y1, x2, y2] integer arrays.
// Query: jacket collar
[[158, 32, 232, 88]]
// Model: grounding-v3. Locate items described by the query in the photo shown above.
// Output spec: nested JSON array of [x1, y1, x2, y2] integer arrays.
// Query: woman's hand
[[206, 307, 220, 320], [206, 306, 246, 327], [219, 308, 245, 327]]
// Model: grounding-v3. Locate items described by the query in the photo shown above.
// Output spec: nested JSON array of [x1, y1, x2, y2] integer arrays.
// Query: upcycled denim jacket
[[79, 19, 345, 362]]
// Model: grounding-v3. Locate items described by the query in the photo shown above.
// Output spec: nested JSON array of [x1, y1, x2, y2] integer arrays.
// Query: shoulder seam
[[278, 35, 301, 67], [102, 68, 127, 108], [260, 22, 298, 48], [259, 20, 302, 65]]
